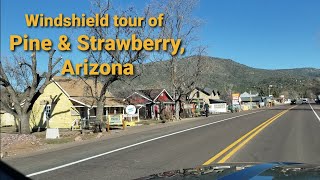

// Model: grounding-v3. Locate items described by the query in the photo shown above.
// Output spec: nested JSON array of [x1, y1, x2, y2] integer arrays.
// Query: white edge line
[[26, 110, 265, 177], [309, 103, 320, 122]]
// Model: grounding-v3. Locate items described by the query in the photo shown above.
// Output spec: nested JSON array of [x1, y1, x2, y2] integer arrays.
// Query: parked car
[[302, 98, 308, 104]]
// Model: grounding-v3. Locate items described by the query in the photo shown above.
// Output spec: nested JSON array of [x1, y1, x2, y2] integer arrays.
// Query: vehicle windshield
[[1, 0, 319, 179]]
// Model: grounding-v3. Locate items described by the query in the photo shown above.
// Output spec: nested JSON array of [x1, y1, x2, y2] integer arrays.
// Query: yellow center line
[[202, 106, 296, 165], [202, 111, 285, 165]]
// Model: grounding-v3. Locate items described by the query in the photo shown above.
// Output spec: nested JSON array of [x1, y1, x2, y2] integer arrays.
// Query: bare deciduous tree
[[0, 50, 62, 134], [150, 0, 205, 120], [77, 0, 152, 128], [222, 83, 234, 105]]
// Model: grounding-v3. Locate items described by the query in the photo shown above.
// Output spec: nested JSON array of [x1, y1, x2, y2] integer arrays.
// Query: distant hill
[[110, 56, 320, 99]]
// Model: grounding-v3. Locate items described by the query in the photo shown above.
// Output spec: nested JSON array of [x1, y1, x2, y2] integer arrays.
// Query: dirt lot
[[0, 117, 209, 159], [0, 127, 105, 159]]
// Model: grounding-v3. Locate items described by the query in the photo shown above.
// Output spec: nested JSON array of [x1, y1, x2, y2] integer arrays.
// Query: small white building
[[240, 92, 259, 98], [209, 99, 227, 113]]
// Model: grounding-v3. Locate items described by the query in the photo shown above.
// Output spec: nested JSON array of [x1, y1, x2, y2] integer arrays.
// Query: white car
[[302, 98, 308, 104]]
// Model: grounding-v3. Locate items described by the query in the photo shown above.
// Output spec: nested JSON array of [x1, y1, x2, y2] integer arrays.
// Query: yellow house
[[188, 87, 220, 108], [30, 76, 125, 130]]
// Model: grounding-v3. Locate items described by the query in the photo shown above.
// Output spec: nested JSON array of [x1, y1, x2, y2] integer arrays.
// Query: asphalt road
[[3, 103, 320, 180]]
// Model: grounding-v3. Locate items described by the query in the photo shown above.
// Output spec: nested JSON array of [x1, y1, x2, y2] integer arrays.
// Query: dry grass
[[45, 137, 74, 144], [136, 120, 162, 125], [0, 126, 18, 134]]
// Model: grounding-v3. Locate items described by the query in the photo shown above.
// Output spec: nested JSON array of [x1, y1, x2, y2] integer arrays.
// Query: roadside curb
[[2, 107, 274, 160]]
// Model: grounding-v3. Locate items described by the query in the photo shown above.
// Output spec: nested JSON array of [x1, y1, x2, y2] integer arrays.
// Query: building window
[[199, 102, 204, 109], [80, 107, 86, 117], [44, 105, 51, 118]]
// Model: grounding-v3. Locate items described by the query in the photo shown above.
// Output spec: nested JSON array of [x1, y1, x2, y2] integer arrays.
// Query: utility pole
[[250, 90, 252, 110], [268, 85, 273, 97]]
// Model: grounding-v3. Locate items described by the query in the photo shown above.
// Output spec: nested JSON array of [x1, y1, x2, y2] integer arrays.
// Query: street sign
[[126, 105, 136, 115]]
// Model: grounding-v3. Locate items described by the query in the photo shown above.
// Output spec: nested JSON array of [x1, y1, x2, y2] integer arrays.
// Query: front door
[[43, 104, 51, 127]]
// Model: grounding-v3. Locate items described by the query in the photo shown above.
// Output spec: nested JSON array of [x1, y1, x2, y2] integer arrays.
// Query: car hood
[[136, 162, 320, 180]]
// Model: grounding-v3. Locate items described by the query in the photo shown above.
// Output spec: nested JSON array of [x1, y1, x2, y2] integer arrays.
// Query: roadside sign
[[46, 128, 60, 139], [108, 115, 123, 125], [107, 114, 125, 131], [126, 105, 136, 115], [232, 93, 240, 105], [232, 100, 239, 105]]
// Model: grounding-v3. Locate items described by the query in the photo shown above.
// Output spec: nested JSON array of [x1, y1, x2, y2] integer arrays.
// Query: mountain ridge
[[110, 56, 320, 98]]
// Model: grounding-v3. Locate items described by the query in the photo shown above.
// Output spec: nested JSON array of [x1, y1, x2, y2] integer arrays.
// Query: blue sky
[[1, 0, 319, 69]]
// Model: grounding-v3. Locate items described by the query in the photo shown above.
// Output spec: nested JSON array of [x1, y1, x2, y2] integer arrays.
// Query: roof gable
[[196, 87, 220, 96], [125, 89, 173, 104], [70, 97, 124, 107], [153, 89, 174, 102], [137, 89, 164, 100], [52, 76, 120, 106], [125, 92, 152, 105], [53, 76, 113, 98], [240, 92, 259, 98]]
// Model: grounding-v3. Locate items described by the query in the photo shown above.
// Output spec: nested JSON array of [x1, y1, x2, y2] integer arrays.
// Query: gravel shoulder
[[1, 109, 266, 160], [1, 116, 206, 159]]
